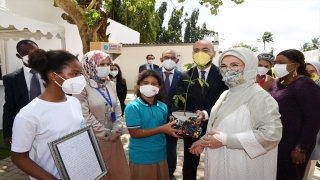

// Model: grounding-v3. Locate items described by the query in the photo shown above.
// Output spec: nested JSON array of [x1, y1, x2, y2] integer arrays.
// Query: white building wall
[[5, 0, 139, 73], [115, 44, 219, 90], [0, 0, 139, 129], [303, 49, 320, 62]]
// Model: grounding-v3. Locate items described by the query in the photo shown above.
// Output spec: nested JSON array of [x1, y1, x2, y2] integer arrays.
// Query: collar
[[137, 96, 159, 106], [162, 67, 175, 74], [197, 64, 212, 73], [23, 64, 31, 73]]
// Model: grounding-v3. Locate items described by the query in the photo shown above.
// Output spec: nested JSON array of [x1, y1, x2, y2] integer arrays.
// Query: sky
[[155, 0, 320, 55]]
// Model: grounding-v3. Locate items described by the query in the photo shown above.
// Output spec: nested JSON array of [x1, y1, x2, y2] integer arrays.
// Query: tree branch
[[86, 0, 97, 12], [54, 0, 85, 24], [61, 13, 76, 24]]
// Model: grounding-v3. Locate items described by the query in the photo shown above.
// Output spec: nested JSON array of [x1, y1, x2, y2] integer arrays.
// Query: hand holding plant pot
[[171, 52, 211, 138]]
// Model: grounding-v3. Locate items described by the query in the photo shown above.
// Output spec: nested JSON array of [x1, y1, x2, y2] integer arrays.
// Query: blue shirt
[[125, 97, 168, 164]]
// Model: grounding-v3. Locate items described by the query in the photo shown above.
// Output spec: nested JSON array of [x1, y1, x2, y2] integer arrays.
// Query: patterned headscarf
[[257, 53, 275, 65], [81, 50, 112, 88]]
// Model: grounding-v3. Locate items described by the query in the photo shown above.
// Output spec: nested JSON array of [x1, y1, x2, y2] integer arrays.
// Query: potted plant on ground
[[171, 63, 208, 138]]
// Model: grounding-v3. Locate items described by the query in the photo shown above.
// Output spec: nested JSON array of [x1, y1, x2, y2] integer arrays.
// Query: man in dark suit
[[155, 49, 181, 180], [138, 54, 159, 73], [173, 40, 228, 180], [2, 40, 45, 148]]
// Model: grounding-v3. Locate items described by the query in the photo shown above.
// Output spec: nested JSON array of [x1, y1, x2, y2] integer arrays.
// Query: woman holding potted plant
[[189, 47, 282, 180]]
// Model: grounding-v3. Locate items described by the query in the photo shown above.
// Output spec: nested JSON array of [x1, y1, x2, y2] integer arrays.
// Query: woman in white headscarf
[[189, 47, 282, 180]]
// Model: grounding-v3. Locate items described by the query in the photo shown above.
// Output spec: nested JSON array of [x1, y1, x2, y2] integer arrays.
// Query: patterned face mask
[[221, 70, 245, 87]]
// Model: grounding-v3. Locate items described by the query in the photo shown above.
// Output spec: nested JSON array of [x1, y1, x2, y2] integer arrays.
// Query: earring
[[293, 69, 297, 78]]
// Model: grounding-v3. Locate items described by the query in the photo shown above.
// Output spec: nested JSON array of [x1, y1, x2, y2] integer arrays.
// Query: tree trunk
[[54, 0, 109, 54]]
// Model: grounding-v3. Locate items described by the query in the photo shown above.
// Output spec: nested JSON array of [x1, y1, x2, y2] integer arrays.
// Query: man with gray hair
[[155, 49, 181, 180], [256, 53, 275, 91]]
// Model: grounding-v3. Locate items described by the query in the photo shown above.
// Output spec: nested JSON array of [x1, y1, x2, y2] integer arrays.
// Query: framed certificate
[[48, 125, 107, 180]]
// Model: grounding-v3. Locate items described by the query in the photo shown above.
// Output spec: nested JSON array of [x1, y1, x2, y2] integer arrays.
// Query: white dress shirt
[[162, 67, 175, 85], [23, 65, 45, 100], [146, 63, 154, 70], [197, 64, 212, 121], [197, 64, 212, 81]]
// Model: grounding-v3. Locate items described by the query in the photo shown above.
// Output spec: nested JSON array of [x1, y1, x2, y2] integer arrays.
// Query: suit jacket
[[2, 68, 30, 138], [115, 78, 127, 114], [139, 63, 160, 73], [172, 64, 228, 116], [155, 67, 181, 122]]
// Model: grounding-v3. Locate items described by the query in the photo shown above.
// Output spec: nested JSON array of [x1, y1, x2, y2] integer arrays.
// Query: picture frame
[[48, 125, 107, 180]]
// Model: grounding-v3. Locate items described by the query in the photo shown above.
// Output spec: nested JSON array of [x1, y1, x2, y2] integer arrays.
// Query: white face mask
[[162, 59, 176, 70], [19, 54, 29, 65], [257, 67, 269, 76], [54, 73, 87, 94], [109, 70, 118, 77], [96, 66, 110, 78], [274, 64, 295, 78], [147, 60, 153, 64], [140, 85, 159, 97]]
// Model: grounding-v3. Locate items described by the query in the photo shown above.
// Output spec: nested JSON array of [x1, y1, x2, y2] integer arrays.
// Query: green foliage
[[156, 2, 168, 42], [311, 37, 320, 49], [231, 42, 259, 52], [262, 32, 274, 51], [184, 8, 215, 43], [104, 0, 159, 43], [178, 0, 245, 15], [84, 9, 100, 28], [300, 37, 319, 52], [173, 62, 209, 113], [0, 130, 10, 160]]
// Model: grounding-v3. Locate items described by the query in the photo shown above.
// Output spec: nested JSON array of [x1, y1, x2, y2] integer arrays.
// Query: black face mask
[[267, 69, 272, 77]]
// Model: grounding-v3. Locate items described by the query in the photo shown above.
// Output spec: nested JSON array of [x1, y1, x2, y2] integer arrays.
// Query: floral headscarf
[[81, 50, 112, 88]]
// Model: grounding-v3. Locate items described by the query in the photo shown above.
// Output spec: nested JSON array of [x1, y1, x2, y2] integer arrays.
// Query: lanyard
[[96, 88, 112, 108]]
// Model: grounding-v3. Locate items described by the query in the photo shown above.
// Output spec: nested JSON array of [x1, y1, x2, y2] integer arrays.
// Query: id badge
[[111, 112, 116, 123]]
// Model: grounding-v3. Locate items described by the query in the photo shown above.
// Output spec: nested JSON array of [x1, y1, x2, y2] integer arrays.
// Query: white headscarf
[[211, 47, 264, 128], [308, 61, 320, 74]]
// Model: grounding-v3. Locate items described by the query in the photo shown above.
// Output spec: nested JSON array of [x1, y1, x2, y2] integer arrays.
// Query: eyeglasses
[[219, 63, 244, 70], [163, 56, 177, 60]]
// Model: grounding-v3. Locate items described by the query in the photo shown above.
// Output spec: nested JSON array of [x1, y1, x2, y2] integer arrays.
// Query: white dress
[[205, 104, 278, 180]]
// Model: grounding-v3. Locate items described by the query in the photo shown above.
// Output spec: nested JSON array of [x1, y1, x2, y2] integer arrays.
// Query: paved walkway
[[1, 92, 320, 179]]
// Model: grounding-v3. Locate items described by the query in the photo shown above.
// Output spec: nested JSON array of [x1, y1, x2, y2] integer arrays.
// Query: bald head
[[162, 49, 178, 57], [192, 40, 216, 60], [193, 40, 214, 51]]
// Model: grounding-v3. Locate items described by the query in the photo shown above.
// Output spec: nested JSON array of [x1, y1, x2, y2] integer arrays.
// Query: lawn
[[0, 130, 11, 160]]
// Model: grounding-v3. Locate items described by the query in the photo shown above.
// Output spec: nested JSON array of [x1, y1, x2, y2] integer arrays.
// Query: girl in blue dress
[[125, 70, 181, 180]]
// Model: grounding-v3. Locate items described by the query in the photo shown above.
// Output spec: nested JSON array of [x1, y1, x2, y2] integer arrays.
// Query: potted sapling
[[171, 62, 208, 138]]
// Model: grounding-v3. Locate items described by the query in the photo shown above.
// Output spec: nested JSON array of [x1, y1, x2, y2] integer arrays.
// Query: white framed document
[[48, 125, 107, 180]]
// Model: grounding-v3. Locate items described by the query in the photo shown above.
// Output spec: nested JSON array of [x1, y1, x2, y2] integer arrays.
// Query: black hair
[[135, 70, 167, 103], [277, 49, 310, 77], [16, 40, 38, 53], [146, 54, 154, 60], [28, 49, 78, 83], [109, 63, 126, 84]]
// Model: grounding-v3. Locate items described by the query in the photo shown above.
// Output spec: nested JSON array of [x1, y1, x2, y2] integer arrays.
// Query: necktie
[[30, 69, 41, 101], [150, 64, 153, 70], [164, 72, 171, 95], [200, 71, 206, 94]]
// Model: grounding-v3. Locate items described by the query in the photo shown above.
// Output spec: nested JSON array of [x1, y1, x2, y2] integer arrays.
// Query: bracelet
[[294, 145, 305, 153]]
